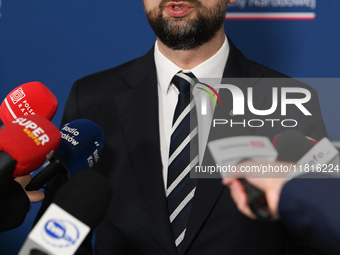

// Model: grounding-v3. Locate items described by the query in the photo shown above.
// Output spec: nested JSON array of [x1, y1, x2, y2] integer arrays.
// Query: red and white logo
[[251, 141, 265, 148], [10, 87, 26, 104]]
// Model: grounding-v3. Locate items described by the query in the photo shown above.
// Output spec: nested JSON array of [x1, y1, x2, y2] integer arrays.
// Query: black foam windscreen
[[53, 170, 112, 229], [275, 129, 314, 162], [0, 176, 30, 232]]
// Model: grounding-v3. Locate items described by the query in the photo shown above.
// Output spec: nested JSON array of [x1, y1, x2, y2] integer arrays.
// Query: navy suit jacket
[[279, 176, 340, 255], [38, 38, 327, 254]]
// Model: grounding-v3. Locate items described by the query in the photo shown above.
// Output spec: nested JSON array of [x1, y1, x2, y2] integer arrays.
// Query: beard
[[144, 0, 228, 50]]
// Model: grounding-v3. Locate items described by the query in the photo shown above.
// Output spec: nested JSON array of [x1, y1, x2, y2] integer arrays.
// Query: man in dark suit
[[38, 0, 327, 254], [223, 171, 340, 255]]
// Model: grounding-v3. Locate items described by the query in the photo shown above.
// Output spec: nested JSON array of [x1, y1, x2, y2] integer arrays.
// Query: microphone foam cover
[[275, 129, 314, 162], [54, 119, 105, 176], [0, 82, 58, 124], [54, 170, 112, 228], [0, 115, 61, 177]]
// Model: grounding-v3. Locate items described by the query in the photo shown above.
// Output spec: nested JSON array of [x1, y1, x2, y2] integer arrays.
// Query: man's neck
[[156, 26, 226, 70]]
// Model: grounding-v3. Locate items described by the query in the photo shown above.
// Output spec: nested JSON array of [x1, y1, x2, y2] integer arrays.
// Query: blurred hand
[[222, 161, 292, 220], [14, 174, 44, 204]]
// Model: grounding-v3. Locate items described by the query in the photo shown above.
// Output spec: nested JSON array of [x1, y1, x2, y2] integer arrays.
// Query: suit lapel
[[113, 49, 177, 254], [180, 38, 266, 254]]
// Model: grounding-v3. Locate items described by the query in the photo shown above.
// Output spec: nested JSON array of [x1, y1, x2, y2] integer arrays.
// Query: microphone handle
[[0, 151, 16, 179], [29, 249, 48, 255], [239, 178, 271, 221], [26, 157, 68, 191]]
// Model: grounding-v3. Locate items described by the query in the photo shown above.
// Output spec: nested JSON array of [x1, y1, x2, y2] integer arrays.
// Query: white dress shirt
[[155, 36, 230, 189]]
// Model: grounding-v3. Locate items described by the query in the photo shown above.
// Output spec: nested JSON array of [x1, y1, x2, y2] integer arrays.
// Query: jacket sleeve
[[279, 176, 340, 255]]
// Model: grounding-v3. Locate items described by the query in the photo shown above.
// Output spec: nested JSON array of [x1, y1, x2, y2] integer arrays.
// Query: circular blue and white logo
[[41, 219, 80, 248]]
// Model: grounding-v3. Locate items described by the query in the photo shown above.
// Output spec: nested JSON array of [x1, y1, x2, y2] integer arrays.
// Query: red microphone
[[0, 82, 58, 129], [0, 115, 61, 179], [273, 133, 317, 147]]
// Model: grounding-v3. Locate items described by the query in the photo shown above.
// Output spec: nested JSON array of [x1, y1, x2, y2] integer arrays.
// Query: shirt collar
[[154, 35, 230, 95]]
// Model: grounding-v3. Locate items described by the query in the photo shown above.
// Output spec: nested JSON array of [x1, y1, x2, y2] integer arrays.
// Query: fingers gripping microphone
[[208, 127, 274, 220], [237, 130, 317, 220], [0, 82, 58, 129], [240, 130, 325, 220], [19, 170, 112, 255], [0, 115, 61, 179], [26, 119, 105, 191]]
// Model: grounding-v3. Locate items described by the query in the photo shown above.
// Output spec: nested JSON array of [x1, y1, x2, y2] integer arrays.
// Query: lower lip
[[166, 4, 193, 17]]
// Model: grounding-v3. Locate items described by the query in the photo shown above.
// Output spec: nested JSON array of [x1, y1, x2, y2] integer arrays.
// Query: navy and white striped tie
[[167, 72, 199, 251]]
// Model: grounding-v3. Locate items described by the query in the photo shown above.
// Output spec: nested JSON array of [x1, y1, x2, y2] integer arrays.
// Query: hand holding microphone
[[15, 175, 45, 204], [0, 81, 59, 232], [223, 162, 291, 220], [0, 115, 59, 232], [208, 133, 277, 220], [223, 129, 339, 220], [221, 129, 314, 219]]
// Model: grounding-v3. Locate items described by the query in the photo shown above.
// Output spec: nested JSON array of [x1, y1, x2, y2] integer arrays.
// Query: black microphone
[[19, 170, 112, 255], [0, 176, 30, 232], [238, 178, 270, 220], [29, 250, 48, 255], [274, 129, 314, 162]]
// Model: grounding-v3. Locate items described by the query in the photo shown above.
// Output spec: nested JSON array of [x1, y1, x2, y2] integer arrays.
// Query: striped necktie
[[167, 72, 199, 252]]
